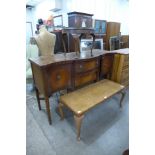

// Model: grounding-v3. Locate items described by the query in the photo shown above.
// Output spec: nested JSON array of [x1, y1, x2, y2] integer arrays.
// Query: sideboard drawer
[[47, 64, 72, 93], [75, 59, 98, 73], [75, 71, 97, 87]]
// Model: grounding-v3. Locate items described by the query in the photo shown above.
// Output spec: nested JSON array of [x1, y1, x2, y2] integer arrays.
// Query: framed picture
[[53, 15, 63, 27], [94, 19, 107, 34]]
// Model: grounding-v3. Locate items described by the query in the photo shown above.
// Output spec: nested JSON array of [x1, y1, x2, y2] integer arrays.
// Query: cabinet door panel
[[101, 54, 114, 78], [47, 64, 72, 93]]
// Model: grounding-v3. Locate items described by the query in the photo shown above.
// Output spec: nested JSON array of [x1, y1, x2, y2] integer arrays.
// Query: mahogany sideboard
[[29, 48, 129, 124]]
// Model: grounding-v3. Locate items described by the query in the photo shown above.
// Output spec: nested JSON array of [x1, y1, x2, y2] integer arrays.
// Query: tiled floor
[[26, 84, 129, 155]]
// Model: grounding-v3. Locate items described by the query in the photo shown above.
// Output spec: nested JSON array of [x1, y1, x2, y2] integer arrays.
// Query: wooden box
[[68, 11, 93, 28]]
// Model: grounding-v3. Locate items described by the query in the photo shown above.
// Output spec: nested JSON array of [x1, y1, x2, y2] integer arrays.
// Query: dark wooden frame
[[94, 19, 107, 34]]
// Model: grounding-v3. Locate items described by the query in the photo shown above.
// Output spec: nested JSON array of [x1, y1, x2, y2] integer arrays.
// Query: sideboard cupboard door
[[100, 53, 114, 79], [46, 63, 72, 93]]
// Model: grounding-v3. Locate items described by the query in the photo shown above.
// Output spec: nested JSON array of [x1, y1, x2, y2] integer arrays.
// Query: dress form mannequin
[[34, 25, 56, 56]]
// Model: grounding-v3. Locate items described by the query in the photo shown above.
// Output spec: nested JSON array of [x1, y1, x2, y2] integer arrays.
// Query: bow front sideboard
[[29, 48, 129, 124]]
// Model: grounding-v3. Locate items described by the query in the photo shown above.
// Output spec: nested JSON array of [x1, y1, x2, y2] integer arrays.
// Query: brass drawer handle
[[56, 74, 61, 80]]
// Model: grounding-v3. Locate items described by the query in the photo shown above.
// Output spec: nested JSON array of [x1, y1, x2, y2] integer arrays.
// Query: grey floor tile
[[26, 107, 56, 155]]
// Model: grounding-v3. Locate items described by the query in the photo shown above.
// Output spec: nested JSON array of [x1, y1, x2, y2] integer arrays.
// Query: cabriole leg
[[74, 115, 84, 141]]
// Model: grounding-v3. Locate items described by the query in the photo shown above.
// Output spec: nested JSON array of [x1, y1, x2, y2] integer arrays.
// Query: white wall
[[60, 0, 129, 34], [34, 0, 54, 21], [27, 0, 129, 35], [26, 7, 36, 34], [26, 7, 36, 43]]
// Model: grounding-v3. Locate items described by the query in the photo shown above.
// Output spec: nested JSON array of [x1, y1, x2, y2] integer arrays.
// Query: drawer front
[[75, 59, 98, 73], [47, 64, 72, 92], [75, 71, 97, 87]]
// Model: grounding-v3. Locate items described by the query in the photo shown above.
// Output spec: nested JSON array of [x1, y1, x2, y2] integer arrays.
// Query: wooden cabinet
[[105, 22, 121, 50], [111, 54, 129, 87], [29, 49, 129, 124], [68, 12, 93, 28]]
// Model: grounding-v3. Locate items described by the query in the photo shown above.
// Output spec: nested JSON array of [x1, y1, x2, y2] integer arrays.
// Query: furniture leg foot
[[45, 96, 52, 125], [74, 115, 84, 141], [120, 91, 126, 108], [58, 103, 64, 120], [35, 87, 41, 110]]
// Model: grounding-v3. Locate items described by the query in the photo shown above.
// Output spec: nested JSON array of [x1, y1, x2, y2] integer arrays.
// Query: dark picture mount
[[94, 19, 107, 34]]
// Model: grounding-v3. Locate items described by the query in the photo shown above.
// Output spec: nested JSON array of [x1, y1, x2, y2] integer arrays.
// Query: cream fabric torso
[[35, 26, 56, 56]]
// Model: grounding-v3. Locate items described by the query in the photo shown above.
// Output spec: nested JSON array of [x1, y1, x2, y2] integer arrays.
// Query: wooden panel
[[124, 54, 129, 62], [117, 54, 128, 83], [111, 54, 120, 81], [101, 53, 114, 78], [105, 22, 121, 50], [111, 54, 129, 87], [75, 70, 97, 88], [121, 68, 129, 81], [46, 64, 72, 93], [31, 64, 45, 94], [120, 35, 129, 48]]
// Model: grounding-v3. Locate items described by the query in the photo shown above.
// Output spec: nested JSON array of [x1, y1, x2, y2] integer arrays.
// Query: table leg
[[120, 91, 126, 108], [74, 115, 84, 141], [58, 102, 64, 120], [35, 87, 41, 110], [45, 96, 52, 125]]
